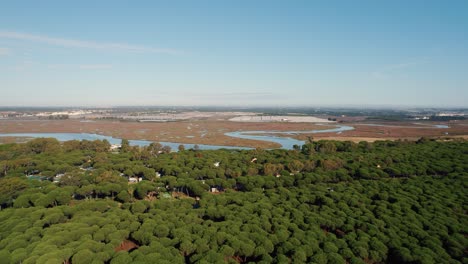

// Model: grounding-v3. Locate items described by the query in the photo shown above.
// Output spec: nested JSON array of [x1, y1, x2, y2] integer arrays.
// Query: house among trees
[[209, 185, 225, 193], [53, 173, 65, 183], [110, 144, 121, 151], [128, 177, 143, 183]]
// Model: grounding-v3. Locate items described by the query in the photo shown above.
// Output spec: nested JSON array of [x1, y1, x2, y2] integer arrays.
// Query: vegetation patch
[[0, 137, 466, 263]]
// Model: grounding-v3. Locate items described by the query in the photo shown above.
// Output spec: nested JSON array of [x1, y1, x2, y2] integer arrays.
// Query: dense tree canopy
[[0, 138, 466, 263]]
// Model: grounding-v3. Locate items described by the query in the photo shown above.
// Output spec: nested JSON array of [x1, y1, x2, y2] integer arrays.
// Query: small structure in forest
[[209, 185, 225, 193], [128, 177, 142, 183], [53, 173, 65, 183], [110, 144, 121, 151]]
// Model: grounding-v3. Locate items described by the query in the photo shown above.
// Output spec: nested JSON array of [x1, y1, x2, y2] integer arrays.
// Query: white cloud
[[386, 60, 426, 70], [47, 64, 69, 69], [11, 60, 35, 71], [0, 47, 10, 56], [46, 63, 113, 70], [0, 31, 180, 54], [370, 58, 428, 79], [79, 64, 113, 70], [370, 71, 388, 79]]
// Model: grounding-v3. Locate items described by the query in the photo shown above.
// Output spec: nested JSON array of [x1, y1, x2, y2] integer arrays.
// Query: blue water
[[0, 133, 250, 151], [225, 125, 354, 149], [0, 125, 355, 150]]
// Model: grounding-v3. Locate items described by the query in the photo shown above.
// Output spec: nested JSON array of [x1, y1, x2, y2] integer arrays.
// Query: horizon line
[[0, 104, 467, 110]]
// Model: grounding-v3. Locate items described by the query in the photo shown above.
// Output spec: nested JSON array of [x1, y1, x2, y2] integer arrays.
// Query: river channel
[[0, 123, 449, 150], [0, 125, 354, 150]]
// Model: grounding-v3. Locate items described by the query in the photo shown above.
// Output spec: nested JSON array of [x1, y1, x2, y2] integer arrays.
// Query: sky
[[0, 0, 467, 107]]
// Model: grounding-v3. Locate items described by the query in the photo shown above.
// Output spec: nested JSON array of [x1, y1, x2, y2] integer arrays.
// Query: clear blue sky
[[0, 0, 467, 107]]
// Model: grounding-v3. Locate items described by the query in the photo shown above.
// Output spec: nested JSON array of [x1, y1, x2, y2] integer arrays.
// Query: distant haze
[[0, 1, 467, 107]]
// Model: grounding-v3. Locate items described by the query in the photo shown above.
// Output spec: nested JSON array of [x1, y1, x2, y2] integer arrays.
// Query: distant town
[[0, 106, 466, 122]]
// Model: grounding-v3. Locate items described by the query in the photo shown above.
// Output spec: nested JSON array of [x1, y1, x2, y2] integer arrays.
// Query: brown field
[[0, 119, 467, 148], [0, 136, 34, 144], [305, 121, 468, 142]]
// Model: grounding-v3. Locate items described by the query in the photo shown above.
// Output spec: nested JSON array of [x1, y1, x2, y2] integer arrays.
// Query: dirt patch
[[115, 240, 139, 252], [172, 192, 195, 200], [302, 120, 468, 142], [0, 136, 33, 144]]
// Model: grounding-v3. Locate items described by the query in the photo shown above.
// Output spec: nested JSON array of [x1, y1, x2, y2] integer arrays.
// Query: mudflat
[[1, 119, 467, 147], [0, 119, 334, 148]]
